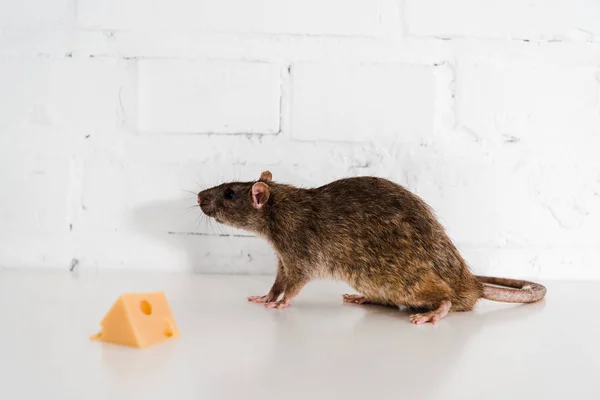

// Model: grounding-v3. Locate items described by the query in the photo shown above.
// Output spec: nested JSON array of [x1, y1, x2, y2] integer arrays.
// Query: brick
[[137, 60, 280, 134], [77, 0, 380, 36], [0, 233, 73, 269], [0, 30, 72, 57], [0, 59, 134, 131], [0, 131, 74, 235], [405, 0, 600, 40], [456, 61, 600, 142], [290, 63, 436, 142], [0, 0, 71, 28]]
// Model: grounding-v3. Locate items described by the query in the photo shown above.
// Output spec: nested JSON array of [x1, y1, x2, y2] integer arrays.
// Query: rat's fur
[[198, 172, 546, 324]]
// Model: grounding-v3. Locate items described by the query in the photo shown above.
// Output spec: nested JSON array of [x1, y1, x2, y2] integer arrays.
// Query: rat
[[197, 171, 546, 324]]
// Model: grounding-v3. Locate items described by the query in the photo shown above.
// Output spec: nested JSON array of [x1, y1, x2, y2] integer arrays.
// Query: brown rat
[[198, 171, 546, 324]]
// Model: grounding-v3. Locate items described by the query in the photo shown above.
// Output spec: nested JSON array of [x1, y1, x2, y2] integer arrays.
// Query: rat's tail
[[477, 276, 546, 303]]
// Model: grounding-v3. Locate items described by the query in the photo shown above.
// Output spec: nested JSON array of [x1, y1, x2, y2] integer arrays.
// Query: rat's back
[[316, 176, 432, 222], [312, 176, 445, 248]]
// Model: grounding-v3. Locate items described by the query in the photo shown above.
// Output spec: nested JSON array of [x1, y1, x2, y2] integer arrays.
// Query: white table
[[0, 270, 597, 399]]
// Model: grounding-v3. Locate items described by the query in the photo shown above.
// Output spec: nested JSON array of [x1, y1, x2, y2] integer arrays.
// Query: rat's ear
[[251, 182, 270, 209], [259, 170, 272, 182]]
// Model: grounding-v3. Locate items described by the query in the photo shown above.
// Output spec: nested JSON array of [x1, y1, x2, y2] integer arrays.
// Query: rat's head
[[197, 171, 273, 232]]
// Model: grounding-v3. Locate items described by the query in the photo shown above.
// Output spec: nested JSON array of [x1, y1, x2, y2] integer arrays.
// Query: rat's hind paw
[[409, 300, 451, 325], [342, 294, 373, 304], [409, 313, 440, 324], [264, 300, 291, 309]]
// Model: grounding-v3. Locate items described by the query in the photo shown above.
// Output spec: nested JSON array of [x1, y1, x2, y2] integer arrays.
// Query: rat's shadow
[[131, 199, 275, 273], [131, 199, 206, 270], [208, 298, 547, 400]]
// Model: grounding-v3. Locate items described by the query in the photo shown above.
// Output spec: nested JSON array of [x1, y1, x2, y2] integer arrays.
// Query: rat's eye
[[224, 188, 236, 200]]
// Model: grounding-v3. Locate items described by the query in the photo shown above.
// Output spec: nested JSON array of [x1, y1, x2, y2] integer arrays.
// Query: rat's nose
[[197, 192, 202, 205]]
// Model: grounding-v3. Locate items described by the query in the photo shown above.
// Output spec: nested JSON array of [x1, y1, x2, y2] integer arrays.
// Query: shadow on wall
[[127, 164, 318, 273], [131, 198, 277, 274]]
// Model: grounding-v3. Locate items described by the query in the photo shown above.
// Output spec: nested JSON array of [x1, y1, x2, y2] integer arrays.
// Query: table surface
[[0, 270, 598, 400]]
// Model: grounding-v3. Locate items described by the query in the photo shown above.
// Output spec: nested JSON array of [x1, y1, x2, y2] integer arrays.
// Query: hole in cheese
[[164, 320, 174, 337], [140, 300, 152, 316]]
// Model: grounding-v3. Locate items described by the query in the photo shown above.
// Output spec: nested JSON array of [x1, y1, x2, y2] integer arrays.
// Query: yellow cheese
[[91, 292, 180, 349]]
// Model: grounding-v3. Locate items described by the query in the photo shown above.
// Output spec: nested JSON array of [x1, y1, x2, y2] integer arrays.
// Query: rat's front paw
[[248, 295, 271, 303], [264, 300, 291, 310]]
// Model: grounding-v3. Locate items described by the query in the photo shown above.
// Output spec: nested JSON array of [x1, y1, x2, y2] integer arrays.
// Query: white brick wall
[[1, 0, 599, 279], [405, 0, 600, 41], [290, 63, 436, 142], [138, 60, 281, 134], [456, 57, 600, 142], [77, 0, 380, 36], [0, 0, 72, 28], [0, 58, 133, 130]]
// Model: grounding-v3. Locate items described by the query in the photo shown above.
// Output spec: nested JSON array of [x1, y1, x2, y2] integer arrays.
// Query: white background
[[1, 0, 599, 279]]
